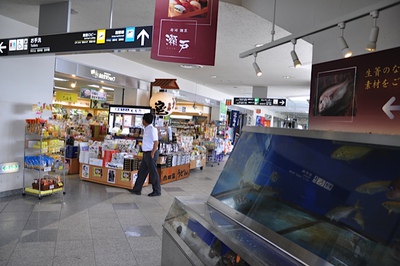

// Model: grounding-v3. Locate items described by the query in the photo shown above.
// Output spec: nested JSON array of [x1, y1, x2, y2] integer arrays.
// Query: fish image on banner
[[355, 180, 391, 195], [326, 200, 362, 222], [331, 145, 372, 161], [315, 67, 357, 116]]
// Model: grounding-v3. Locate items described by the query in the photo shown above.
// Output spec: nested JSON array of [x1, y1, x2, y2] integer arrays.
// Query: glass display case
[[207, 127, 400, 266]]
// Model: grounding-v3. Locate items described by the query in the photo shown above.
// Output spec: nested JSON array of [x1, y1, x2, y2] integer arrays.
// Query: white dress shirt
[[142, 124, 158, 152]]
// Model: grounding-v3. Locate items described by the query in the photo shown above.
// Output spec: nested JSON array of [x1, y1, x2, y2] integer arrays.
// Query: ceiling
[[0, 0, 383, 118]]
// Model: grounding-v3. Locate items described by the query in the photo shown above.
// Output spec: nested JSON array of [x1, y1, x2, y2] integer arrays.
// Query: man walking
[[130, 113, 161, 197]]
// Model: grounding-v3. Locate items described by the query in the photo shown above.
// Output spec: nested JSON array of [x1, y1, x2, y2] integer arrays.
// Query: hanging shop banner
[[90, 91, 107, 101], [80, 88, 92, 99], [220, 101, 227, 121], [0, 26, 152, 57], [151, 0, 219, 66], [229, 110, 239, 127], [308, 46, 400, 134], [56, 91, 78, 103]]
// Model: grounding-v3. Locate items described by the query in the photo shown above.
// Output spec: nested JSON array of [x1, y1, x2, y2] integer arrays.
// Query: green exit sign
[[0, 162, 20, 173]]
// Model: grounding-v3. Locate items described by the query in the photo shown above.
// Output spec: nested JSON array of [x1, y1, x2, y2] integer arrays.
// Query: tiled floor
[[0, 161, 225, 266]]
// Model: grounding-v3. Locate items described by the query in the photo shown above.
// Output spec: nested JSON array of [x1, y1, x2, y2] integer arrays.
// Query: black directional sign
[[233, 97, 286, 106], [0, 26, 152, 56]]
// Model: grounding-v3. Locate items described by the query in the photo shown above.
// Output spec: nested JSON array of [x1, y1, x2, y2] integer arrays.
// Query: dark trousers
[[133, 150, 161, 194]]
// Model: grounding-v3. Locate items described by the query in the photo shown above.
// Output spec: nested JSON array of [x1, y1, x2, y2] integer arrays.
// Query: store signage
[[0, 26, 152, 57], [233, 97, 287, 106], [0, 162, 20, 174], [151, 0, 219, 66], [90, 69, 116, 82], [56, 91, 78, 103], [109, 107, 151, 115]]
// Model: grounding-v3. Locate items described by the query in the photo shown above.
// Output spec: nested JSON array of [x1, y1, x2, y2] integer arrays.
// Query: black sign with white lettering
[[233, 97, 286, 106], [0, 26, 152, 56]]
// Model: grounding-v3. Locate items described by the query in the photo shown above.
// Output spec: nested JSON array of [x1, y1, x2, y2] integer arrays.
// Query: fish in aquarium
[[326, 200, 362, 222], [355, 180, 391, 195], [352, 211, 365, 230], [331, 145, 372, 161], [382, 201, 400, 214], [386, 178, 400, 201]]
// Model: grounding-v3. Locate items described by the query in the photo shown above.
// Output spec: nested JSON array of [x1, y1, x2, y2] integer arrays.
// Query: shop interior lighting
[[337, 22, 352, 58], [366, 10, 379, 51], [53, 77, 68, 81], [253, 53, 263, 77], [70, 81, 77, 88], [54, 86, 73, 91], [290, 39, 302, 68], [101, 86, 115, 91], [88, 84, 100, 88]]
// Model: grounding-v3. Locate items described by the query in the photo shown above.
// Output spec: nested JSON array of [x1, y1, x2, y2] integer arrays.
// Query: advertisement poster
[[309, 47, 400, 134], [92, 167, 103, 178], [81, 164, 89, 178], [107, 169, 116, 184], [120, 171, 132, 183], [151, 0, 219, 66]]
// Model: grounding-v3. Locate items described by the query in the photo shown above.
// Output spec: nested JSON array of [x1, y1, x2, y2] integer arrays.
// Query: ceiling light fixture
[[252, 53, 262, 77], [366, 10, 379, 51], [101, 86, 115, 91], [88, 84, 100, 88], [180, 64, 203, 69], [337, 22, 352, 58], [71, 81, 77, 88], [53, 77, 68, 81], [54, 86, 73, 91], [290, 39, 302, 68]]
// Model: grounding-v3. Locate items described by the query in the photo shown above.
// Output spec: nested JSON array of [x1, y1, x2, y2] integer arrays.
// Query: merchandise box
[[89, 158, 103, 167]]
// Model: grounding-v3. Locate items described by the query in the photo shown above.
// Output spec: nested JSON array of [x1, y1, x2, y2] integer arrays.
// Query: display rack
[[23, 120, 66, 199]]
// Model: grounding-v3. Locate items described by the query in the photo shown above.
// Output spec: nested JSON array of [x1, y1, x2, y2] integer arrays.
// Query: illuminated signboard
[[233, 97, 287, 106], [0, 162, 20, 174], [0, 26, 152, 56]]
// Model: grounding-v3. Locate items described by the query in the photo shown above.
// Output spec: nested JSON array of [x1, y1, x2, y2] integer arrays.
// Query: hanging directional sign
[[0, 162, 20, 174], [233, 97, 286, 106], [0, 26, 152, 57]]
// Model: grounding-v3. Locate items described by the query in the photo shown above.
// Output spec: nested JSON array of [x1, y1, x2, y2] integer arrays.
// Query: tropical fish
[[352, 211, 365, 229], [382, 201, 400, 214], [331, 145, 372, 161], [386, 178, 400, 201], [326, 201, 362, 222], [259, 185, 280, 197], [318, 79, 351, 113], [269, 171, 279, 182], [355, 180, 391, 195]]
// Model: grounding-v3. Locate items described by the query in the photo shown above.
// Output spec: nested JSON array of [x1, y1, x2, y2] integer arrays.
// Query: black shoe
[[129, 190, 141, 195], [148, 192, 161, 197]]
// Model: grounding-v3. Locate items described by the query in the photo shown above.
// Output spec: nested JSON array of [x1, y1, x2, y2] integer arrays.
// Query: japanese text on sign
[[364, 64, 400, 90]]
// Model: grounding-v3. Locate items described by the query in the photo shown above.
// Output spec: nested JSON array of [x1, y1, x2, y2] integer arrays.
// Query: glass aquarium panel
[[210, 129, 400, 265]]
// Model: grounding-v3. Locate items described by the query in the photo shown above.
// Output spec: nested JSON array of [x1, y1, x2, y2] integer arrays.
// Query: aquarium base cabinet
[[163, 127, 400, 266]]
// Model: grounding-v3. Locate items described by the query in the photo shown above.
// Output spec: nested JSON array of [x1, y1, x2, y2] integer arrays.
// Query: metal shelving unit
[[23, 121, 66, 199]]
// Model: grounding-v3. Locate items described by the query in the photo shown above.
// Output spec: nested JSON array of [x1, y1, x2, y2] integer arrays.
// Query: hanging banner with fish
[[309, 46, 400, 134]]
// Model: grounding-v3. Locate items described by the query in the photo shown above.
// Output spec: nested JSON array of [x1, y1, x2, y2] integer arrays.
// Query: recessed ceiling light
[[180, 64, 203, 69], [102, 86, 114, 91], [88, 84, 100, 88], [255, 43, 264, 47], [282, 76, 291, 79], [210, 75, 217, 79], [54, 86, 73, 91]]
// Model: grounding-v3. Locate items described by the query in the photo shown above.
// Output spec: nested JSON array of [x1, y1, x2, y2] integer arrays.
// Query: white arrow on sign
[[382, 96, 400, 119], [137, 29, 149, 46], [0, 42, 6, 53], [279, 100, 286, 105]]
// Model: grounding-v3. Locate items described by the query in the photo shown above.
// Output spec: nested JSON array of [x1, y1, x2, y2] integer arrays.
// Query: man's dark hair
[[143, 113, 153, 124], [87, 113, 93, 118]]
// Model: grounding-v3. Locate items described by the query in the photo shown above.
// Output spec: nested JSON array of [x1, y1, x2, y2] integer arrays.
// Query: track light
[[366, 10, 379, 51], [290, 39, 302, 68], [71, 81, 77, 88], [337, 22, 352, 58], [253, 53, 262, 77]]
